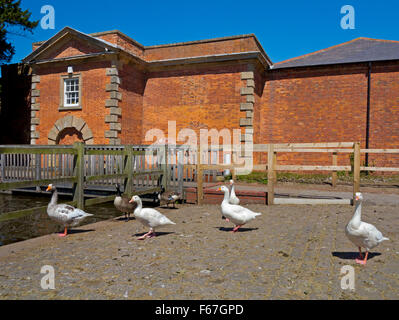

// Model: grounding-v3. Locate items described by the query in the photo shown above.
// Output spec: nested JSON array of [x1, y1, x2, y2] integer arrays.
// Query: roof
[[26, 27, 272, 67], [23, 26, 121, 63], [273, 37, 399, 69]]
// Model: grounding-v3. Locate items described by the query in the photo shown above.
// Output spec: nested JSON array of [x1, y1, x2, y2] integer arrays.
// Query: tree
[[0, 0, 38, 63]]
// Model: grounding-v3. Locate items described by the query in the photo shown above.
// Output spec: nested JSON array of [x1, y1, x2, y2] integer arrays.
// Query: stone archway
[[57, 127, 84, 145], [47, 115, 94, 145]]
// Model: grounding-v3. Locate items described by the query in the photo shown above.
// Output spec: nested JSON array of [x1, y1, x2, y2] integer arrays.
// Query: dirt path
[[0, 194, 398, 299]]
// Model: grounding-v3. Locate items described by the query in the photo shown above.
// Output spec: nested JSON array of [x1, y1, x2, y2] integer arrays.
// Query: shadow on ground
[[217, 227, 259, 233], [62, 229, 95, 235], [332, 251, 381, 260], [133, 231, 175, 238]]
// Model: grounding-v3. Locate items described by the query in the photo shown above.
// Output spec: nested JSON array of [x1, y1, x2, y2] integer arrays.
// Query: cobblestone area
[[0, 199, 398, 299]]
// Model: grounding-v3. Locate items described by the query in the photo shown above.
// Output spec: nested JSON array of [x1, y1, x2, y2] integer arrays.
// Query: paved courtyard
[[0, 192, 397, 300]]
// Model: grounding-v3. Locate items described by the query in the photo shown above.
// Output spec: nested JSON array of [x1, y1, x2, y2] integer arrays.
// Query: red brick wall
[[118, 64, 145, 144], [94, 33, 144, 58], [257, 62, 399, 169], [35, 61, 110, 145], [368, 61, 399, 168], [142, 64, 247, 145], [145, 37, 260, 61], [258, 64, 369, 167]]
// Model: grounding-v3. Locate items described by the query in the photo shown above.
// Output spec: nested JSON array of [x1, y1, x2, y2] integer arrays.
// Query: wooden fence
[[193, 142, 399, 205], [0, 142, 168, 222], [1, 141, 399, 220]]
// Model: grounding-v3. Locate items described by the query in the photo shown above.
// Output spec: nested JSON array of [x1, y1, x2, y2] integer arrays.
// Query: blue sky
[[5, 0, 399, 65]]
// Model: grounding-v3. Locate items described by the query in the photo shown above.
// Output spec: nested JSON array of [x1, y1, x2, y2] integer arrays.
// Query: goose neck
[[134, 199, 143, 213], [351, 200, 362, 226], [48, 188, 58, 208], [116, 186, 122, 197], [222, 189, 230, 203]]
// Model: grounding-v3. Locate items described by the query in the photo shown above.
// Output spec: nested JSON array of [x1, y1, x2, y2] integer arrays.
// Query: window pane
[[64, 78, 79, 106]]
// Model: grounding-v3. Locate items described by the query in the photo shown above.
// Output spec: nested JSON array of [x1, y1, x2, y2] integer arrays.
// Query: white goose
[[218, 185, 261, 232], [345, 192, 389, 265], [229, 179, 240, 205], [46, 184, 93, 237], [222, 180, 240, 221], [129, 195, 176, 240]]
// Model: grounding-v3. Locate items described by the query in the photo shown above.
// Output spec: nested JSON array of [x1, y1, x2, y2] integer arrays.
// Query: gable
[[38, 34, 105, 60], [23, 26, 119, 63]]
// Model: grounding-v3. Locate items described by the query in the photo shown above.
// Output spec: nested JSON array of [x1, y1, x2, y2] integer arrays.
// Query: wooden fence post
[[197, 144, 203, 205], [73, 142, 85, 209], [35, 153, 41, 192], [0, 154, 4, 182], [332, 152, 337, 188], [273, 151, 277, 184], [124, 145, 133, 197], [267, 144, 275, 205], [160, 144, 168, 191], [353, 142, 361, 204], [177, 149, 184, 197], [231, 166, 236, 181]]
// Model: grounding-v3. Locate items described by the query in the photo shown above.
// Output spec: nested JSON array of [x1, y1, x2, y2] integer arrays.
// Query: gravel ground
[[0, 190, 398, 300]]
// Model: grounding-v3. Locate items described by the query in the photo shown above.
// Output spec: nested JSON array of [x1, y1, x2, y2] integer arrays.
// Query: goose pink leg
[[58, 227, 68, 237], [357, 247, 364, 259], [138, 229, 156, 240], [356, 251, 369, 265], [232, 225, 242, 233]]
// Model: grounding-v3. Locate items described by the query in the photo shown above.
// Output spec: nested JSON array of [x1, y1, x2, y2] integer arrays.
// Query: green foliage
[[0, 0, 38, 63], [223, 173, 232, 181], [236, 170, 399, 185], [236, 171, 268, 184]]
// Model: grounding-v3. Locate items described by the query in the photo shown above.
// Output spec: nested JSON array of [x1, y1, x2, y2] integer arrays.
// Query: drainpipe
[[365, 62, 372, 169]]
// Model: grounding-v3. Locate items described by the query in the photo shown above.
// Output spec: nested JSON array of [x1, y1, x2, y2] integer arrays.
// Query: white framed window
[[64, 78, 79, 106], [60, 73, 82, 110]]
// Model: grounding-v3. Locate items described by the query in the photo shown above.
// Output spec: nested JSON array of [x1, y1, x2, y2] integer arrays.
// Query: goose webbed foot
[[58, 227, 68, 237], [232, 225, 241, 233], [137, 229, 156, 240], [355, 251, 368, 265]]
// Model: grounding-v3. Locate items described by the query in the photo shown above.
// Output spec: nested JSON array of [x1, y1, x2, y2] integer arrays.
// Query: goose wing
[[221, 203, 261, 223], [359, 222, 388, 247], [52, 204, 92, 224], [139, 208, 175, 227], [347, 221, 388, 249]]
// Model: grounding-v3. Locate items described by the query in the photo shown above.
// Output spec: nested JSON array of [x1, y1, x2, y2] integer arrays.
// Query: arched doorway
[[56, 127, 84, 145], [47, 115, 94, 145]]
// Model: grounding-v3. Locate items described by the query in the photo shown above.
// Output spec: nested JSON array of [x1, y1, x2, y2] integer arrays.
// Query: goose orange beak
[[46, 185, 52, 192]]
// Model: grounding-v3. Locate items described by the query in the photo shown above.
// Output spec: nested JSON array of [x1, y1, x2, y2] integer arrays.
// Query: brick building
[[20, 27, 399, 167]]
